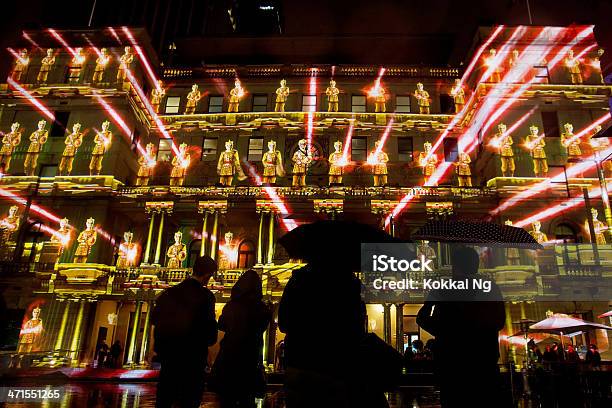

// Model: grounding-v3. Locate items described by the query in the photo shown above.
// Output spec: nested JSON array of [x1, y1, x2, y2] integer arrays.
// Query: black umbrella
[[412, 220, 543, 249], [278, 220, 401, 269]]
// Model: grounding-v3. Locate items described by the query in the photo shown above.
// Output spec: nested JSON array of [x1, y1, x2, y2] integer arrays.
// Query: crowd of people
[[529, 340, 602, 368]]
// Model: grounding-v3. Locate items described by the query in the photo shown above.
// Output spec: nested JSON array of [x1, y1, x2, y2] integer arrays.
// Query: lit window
[[157, 139, 173, 162], [398, 137, 413, 161], [165, 96, 181, 114], [201, 138, 217, 161], [302, 95, 317, 112], [395, 96, 411, 113], [351, 137, 367, 161], [248, 137, 264, 161], [351, 95, 366, 113], [252, 94, 268, 112], [208, 96, 224, 113]]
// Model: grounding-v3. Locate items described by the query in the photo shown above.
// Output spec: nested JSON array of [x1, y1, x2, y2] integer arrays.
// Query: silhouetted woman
[[212, 270, 271, 408]]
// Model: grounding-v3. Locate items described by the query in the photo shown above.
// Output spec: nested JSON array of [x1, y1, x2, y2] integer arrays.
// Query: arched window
[[187, 239, 202, 267], [554, 223, 578, 243], [238, 240, 256, 269]]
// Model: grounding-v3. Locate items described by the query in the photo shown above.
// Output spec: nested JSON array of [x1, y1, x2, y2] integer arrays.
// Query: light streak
[[242, 160, 297, 231], [107, 27, 122, 44], [22, 32, 42, 50], [83, 36, 103, 58], [514, 181, 612, 228], [7, 48, 28, 65], [0, 188, 62, 223], [7, 78, 55, 121], [121, 26, 161, 90], [457, 25, 505, 89], [485, 107, 537, 151], [564, 112, 610, 146], [367, 118, 395, 164], [341, 121, 355, 165], [306, 68, 317, 151], [47, 28, 77, 58]]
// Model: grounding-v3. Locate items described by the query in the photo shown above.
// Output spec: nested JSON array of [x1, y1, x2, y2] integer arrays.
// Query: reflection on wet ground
[[0, 382, 442, 408]]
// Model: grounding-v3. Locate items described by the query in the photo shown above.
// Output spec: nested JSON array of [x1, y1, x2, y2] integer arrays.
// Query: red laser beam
[[22, 32, 42, 50], [7, 77, 55, 121], [121, 26, 161, 90], [47, 28, 77, 58], [341, 121, 355, 165]]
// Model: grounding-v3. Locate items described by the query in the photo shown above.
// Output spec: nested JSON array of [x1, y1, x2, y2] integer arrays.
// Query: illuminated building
[[0, 25, 611, 370]]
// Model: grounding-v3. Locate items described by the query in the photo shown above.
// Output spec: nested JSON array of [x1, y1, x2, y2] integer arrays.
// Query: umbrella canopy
[[598, 310, 612, 318], [529, 313, 612, 335], [412, 220, 543, 249], [278, 220, 400, 270]]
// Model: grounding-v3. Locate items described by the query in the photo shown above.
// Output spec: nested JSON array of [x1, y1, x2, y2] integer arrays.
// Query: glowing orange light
[[341, 121, 355, 165]]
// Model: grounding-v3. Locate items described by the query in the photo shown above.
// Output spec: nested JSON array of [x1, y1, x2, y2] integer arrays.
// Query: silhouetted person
[[211, 270, 271, 408], [586, 344, 601, 368], [95, 340, 109, 368], [109, 340, 122, 368], [417, 246, 505, 407], [152, 256, 218, 408], [279, 257, 385, 408], [566, 345, 581, 363]]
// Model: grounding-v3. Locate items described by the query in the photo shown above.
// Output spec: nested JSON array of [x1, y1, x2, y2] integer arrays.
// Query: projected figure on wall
[[150, 80, 166, 113], [561, 123, 581, 161], [326, 80, 340, 112], [484, 48, 502, 83], [170, 143, 190, 186], [414, 83, 431, 114], [565, 49, 583, 85], [496, 123, 515, 177], [217, 140, 246, 186], [228, 79, 245, 113], [58, 123, 83, 176], [136, 143, 157, 186], [117, 46, 134, 84], [37, 49, 55, 84], [11, 49, 29, 81], [116, 231, 138, 268], [24, 120, 49, 176], [50, 217, 72, 255], [455, 151, 472, 187], [418, 142, 438, 185], [262, 140, 285, 185], [92, 47, 110, 84], [525, 125, 548, 177], [73, 217, 97, 263], [529, 221, 548, 244], [0, 122, 23, 172], [89, 121, 113, 176], [166, 231, 187, 268], [328, 141, 345, 185], [18, 306, 44, 354], [185, 84, 201, 115], [586, 208, 608, 245], [68, 47, 86, 84], [292, 139, 312, 187], [450, 79, 465, 113], [368, 140, 389, 187], [0, 205, 20, 244], [369, 83, 386, 113], [275, 79, 290, 112]]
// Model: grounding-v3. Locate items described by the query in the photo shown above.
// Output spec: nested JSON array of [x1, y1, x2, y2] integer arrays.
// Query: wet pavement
[[0, 382, 442, 407]]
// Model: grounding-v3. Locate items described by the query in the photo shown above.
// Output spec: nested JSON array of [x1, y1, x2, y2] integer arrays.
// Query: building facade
[[0, 25, 611, 369]]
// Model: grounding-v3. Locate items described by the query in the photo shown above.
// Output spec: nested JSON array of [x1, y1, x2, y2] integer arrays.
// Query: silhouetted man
[[417, 246, 505, 407], [152, 256, 218, 408]]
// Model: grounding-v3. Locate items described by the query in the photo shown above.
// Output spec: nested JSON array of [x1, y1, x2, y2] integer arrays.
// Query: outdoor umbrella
[[278, 220, 401, 270], [529, 313, 612, 352], [598, 310, 612, 318], [412, 220, 543, 249]]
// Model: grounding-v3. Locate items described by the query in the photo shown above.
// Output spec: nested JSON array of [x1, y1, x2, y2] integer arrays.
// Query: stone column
[[141, 212, 156, 265], [210, 211, 219, 261], [395, 303, 404, 352], [69, 300, 86, 363], [200, 212, 209, 257], [383, 303, 392, 344], [256, 212, 264, 265], [266, 212, 275, 265], [139, 301, 152, 364], [126, 301, 143, 365], [54, 301, 71, 351], [153, 211, 166, 266]]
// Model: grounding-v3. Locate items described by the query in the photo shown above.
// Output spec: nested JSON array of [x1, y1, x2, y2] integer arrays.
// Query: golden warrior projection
[[484, 48, 503, 83], [496, 123, 515, 177], [92, 47, 110, 84], [275, 79, 290, 112], [0, 205, 20, 244], [586, 208, 608, 245], [37, 49, 55, 84], [185, 84, 201, 114], [116, 231, 138, 268], [414, 83, 431, 114], [74, 217, 97, 263], [166, 231, 187, 268], [328, 141, 345, 185], [89, 121, 113, 175], [454, 151, 472, 187], [50, 217, 72, 253], [591, 49, 605, 84], [588, 125, 612, 176], [504, 220, 521, 265], [450, 79, 465, 113], [561, 123, 581, 161], [326, 80, 340, 112], [136, 143, 157, 186], [529, 221, 548, 244], [508, 49, 520, 68], [150, 80, 166, 114], [217, 140, 246, 186], [24, 120, 48, 176], [170, 143, 190, 186], [262, 140, 285, 184], [565, 49, 583, 85], [369, 140, 389, 187], [418, 142, 438, 185], [0, 122, 23, 172], [12, 49, 29, 81], [58, 123, 83, 176], [228, 79, 245, 113], [525, 124, 548, 177], [117, 46, 134, 84], [68, 47, 86, 84], [292, 139, 312, 187], [18, 306, 43, 353], [369, 82, 386, 113]]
